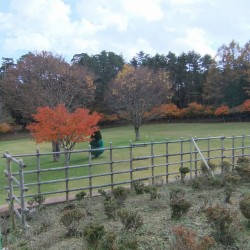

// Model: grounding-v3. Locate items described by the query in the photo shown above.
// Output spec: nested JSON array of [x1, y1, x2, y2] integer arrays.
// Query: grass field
[[1, 122, 250, 206]]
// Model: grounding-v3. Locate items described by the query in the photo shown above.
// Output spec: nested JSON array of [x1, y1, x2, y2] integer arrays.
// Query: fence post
[[232, 135, 235, 170], [221, 136, 225, 173], [109, 142, 114, 190], [189, 138, 193, 179], [242, 134, 245, 157], [180, 137, 184, 169], [5, 151, 16, 231], [194, 137, 198, 176], [129, 140, 133, 189], [207, 136, 210, 161], [36, 148, 41, 195], [64, 148, 69, 203], [88, 145, 93, 197], [19, 159, 28, 230], [165, 139, 169, 183], [151, 139, 155, 185]]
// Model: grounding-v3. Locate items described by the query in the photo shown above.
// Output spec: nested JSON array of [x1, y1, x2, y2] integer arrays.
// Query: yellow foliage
[[0, 123, 12, 134]]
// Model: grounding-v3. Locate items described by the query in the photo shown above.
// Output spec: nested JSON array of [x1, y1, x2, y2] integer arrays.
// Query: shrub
[[170, 197, 192, 220], [60, 209, 85, 236], [223, 173, 240, 203], [205, 205, 237, 245], [171, 225, 215, 250], [239, 193, 250, 226], [236, 156, 250, 164], [169, 186, 186, 200], [27, 194, 45, 209], [75, 191, 86, 202], [98, 232, 117, 250], [169, 187, 192, 220], [117, 209, 143, 231], [132, 180, 145, 195], [200, 161, 217, 176], [149, 186, 159, 200], [191, 176, 206, 190], [98, 189, 112, 201], [179, 166, 190, 183], [83, 223, 105, 248], [33, 210, 56, 234], [103, 199, 118, 219], [191, 176, 223, 190], [223, 172, 241, 185], [206, 176, 223, 188], [220, 161, 232, 173], [112, 186, 129, 206], [63, 203, 76, 211], [235, 160, 250, 181], [118, 233, 138, 250]]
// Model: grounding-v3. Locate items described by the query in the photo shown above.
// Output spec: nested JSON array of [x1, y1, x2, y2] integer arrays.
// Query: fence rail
[[3, 134, 250, 230]]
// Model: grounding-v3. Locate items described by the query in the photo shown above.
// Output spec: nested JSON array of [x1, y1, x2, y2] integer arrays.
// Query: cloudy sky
[[1, 0, 250, 62]]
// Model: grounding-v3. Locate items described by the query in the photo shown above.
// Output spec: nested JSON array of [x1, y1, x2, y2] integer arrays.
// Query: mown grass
[[1, 122, 250, 205]]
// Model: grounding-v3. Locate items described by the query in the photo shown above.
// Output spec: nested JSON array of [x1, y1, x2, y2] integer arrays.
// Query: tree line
[[1, 40, 250, 140]]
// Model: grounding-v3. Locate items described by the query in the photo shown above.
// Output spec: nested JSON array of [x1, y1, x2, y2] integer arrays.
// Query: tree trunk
[[52, 141, 60, 161], [134, 126, 140, 141]]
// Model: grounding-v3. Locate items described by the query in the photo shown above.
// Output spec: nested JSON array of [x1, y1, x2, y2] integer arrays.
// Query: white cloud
[[1, 0, 250, 62], [179, 28, 216, 56], [121, 0, 164, 22], [4, 32, 52, 52]]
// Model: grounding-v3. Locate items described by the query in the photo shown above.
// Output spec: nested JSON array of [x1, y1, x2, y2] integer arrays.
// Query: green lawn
[[1, 122, 250, 205]]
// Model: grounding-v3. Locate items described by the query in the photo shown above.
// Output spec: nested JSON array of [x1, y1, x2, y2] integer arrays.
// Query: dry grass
[[2, 174, 250, 250]]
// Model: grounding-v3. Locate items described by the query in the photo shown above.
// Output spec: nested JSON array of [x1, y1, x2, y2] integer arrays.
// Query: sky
[[1, 0, 250, 63]]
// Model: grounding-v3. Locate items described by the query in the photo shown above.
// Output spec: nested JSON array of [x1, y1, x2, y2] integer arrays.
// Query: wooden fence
[[3, 134, 250, 229]]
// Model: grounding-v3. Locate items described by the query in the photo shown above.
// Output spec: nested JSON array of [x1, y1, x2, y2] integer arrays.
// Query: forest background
[[1, 40, 250, 133]]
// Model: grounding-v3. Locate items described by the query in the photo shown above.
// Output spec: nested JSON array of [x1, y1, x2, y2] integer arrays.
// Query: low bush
[[190, 176, 223, 190], [220, 161, 232, 173], [235, 159, 250, 181], [118, 233, 138, 250], [148, 186, 159, 200], [132, 180, 145, 195], [236, 156, 250, 164], [98, 189, 112, 201], [63, 203, 76, 211], [112, 186, 129, 207], [179, 166, 190, 183], [83, 223, 105, 249], [239, 193, 250, 226], [27, 194, 45, 209], [200, 161, 217, 176], [75, 190, 86, 202], [223, 173, 240, 203], [117, 209, 143, 231], [169, 187, 192, 220], [99, 232, 117, 250], [103, 199, 118, 219], [60, 209, 85, 236], [170, 225, 215, 250], [205, 205, 237, 245]]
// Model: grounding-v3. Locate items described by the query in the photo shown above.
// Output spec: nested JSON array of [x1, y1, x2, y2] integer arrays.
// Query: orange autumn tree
[[158, 103, 181, 119], [240, 99, 250, 112], [27, 105, 101, 155], [214, 105, 229, 116]]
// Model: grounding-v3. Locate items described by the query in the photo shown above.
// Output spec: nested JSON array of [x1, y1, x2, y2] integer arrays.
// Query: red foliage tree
[[240, 99, 250, 112], [214, 105, 229, 116], [27, 105, 101, 154], [158, 103, 182, 119]]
